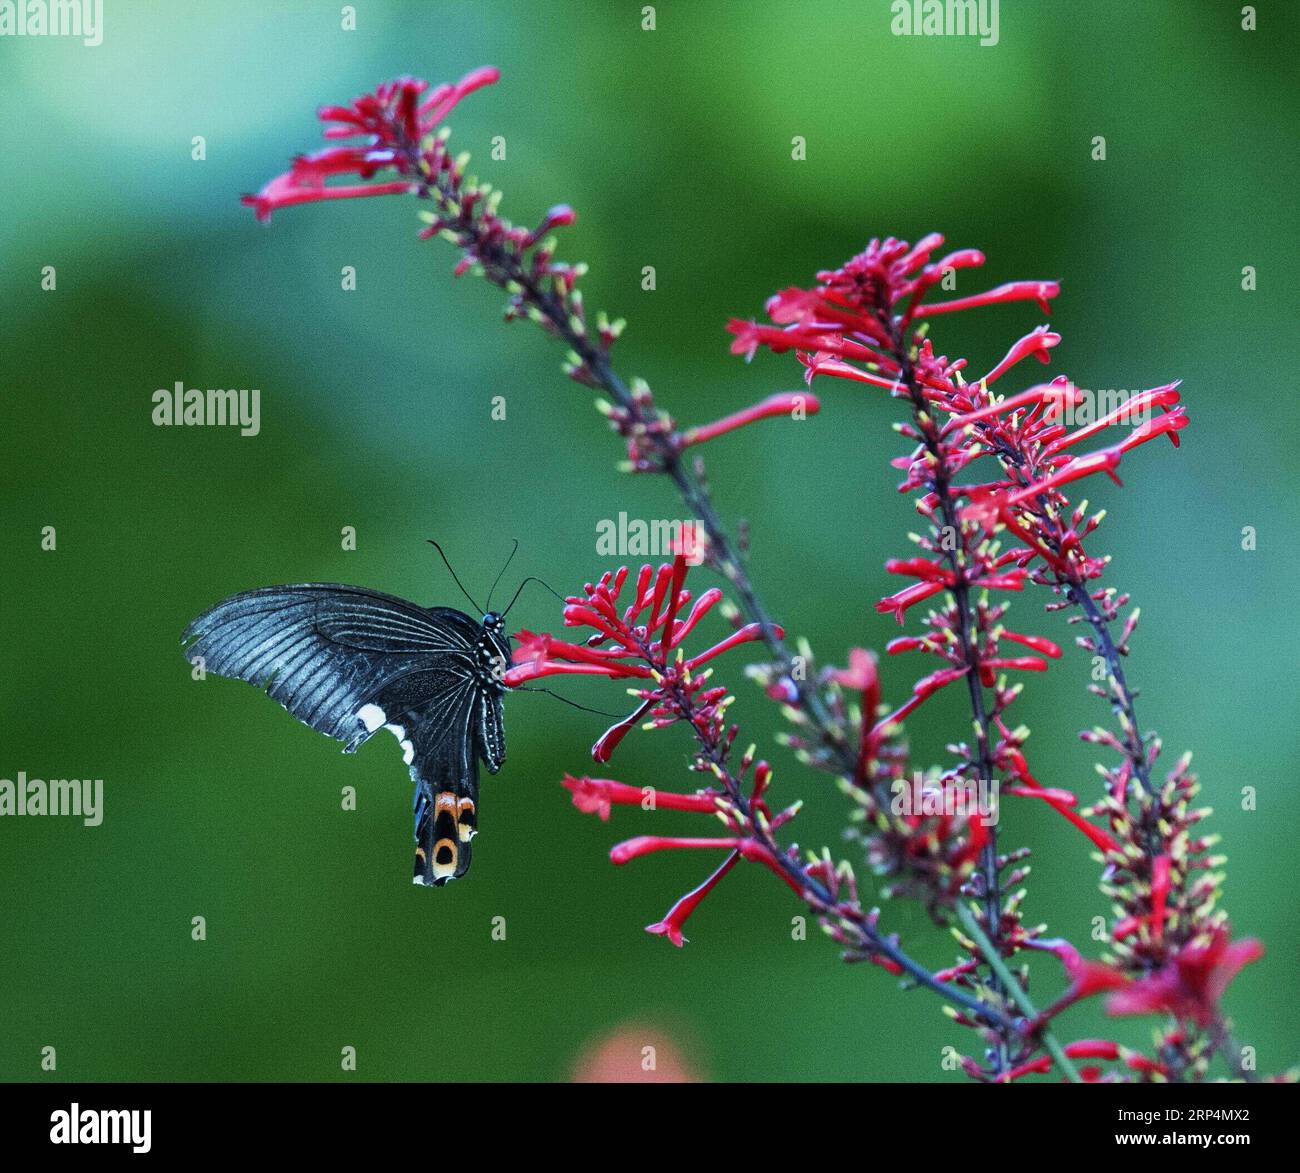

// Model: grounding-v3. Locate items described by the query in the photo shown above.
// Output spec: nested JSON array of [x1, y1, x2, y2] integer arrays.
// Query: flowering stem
[[954, 902, 1082, 1083], [888, 320, 1013, 1070], [991, 423, 1175, 976], [999, 449, 1164, 854], [1068, 587, 1157, 799], [645, 639, 1016, 1033]]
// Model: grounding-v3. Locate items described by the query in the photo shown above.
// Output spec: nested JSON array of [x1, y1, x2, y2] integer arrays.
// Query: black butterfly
[[181, 546, 516, 886]]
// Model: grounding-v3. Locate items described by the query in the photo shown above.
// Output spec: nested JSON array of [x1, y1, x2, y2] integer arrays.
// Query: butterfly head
[[478, 612, 512, 691]]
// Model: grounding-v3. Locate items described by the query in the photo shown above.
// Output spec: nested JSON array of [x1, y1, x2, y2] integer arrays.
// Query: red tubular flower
[[684, 623, 772, 670], [1042, 382, 1182, 455], [1003, 785, 1080, 806], [830, 648, 883, 781], [562, 774, 720, 822], [646, 851, 741, 947], [941, 379, 1081, 433], [829, 649, 880, 707], [288, 145, 399, 181], [609, 835, 802, 892], [611, 835, 738, 863], [1000, 631, 1062, 658], [1149, 853, 1171, 945], [1029, 938, 1130, 1026], [800, 353, 903, 391], [998, 1040, 1121, 1083], [1068, 1040, 1122, 1061], [999, 745, 1120, 853], [978, 326, 1061, 386], [414, 64, 501, 125], [913, 279, 1060, 318], [981, 656, 1049, 672], [869, 666, 968, 735], [885, 557, 955, 584], [1106, 930, 1264, 1027], [727, 321, 846, 361], [876, 580, 945, 623], [590, 701, 654, 764], [1111, 854, 1175, 943], [243, 172, 415, 222], [242, 69, 500, 222], [680, 391, 820, 448]]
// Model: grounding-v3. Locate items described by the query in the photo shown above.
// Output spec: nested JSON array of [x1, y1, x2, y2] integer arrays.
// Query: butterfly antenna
[[515, 687, 625, 718], [502, 575, 568, 617], [485, 539, 519, 613], [427, 540, 484, 613]]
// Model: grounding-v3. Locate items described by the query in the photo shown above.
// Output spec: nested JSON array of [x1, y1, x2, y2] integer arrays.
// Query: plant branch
[[955, 902, 1082, 1083]]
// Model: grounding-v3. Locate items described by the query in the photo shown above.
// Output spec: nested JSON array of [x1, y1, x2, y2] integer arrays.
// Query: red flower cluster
[[242, 68, 614, 381], [506, 556, 810, 946], [729, 234, 1260, 1080], [729, 235, 1186, 587], [504, 557, 774, 758], [243, 69, 500, 222]]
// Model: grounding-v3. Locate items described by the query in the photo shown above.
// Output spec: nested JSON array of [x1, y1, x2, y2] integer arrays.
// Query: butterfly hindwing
[[414, 785, 477, 886], [182, 583, 511, 884], [360, 670, 483, 885]]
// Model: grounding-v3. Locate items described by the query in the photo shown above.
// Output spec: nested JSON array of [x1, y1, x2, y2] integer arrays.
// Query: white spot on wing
[[385, 723, 415, 765], [358, 703, 386, 732]]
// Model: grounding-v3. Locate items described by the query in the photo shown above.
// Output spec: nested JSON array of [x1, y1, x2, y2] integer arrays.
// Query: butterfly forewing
[[182, 583, 509, 885]]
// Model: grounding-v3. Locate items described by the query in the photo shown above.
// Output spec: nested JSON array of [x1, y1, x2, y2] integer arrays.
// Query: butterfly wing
[[181, 584, 481, 747]]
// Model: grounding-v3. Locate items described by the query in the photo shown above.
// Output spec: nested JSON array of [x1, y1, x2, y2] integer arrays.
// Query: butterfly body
[[182, 584, 510, 885]]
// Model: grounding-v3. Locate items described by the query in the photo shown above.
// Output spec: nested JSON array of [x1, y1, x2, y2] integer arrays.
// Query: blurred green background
[[2, 0, 1296, 1082]]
